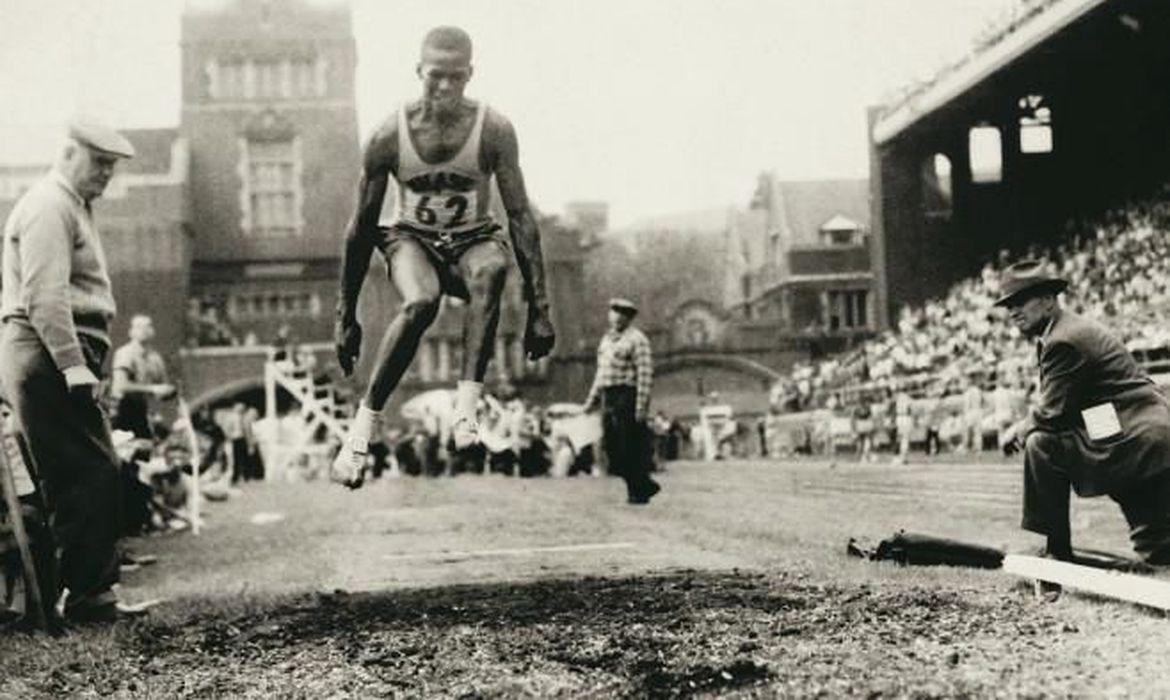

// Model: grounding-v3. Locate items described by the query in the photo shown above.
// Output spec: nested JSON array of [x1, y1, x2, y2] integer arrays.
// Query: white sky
[[0, 0, 1018, 226]]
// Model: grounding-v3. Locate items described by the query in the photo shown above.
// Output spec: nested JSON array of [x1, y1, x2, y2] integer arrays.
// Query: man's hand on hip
[[64, 366, 100, 399], [524, 304, 555, 361], [335, 319, 363, 376]]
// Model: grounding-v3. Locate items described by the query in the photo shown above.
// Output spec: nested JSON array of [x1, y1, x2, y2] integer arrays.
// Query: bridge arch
[[651, 351, 782, 419], [655, 352, 782, 383]]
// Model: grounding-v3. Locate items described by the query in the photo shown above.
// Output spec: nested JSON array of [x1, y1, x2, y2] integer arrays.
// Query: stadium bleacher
[[766, 197, 1170, 453]]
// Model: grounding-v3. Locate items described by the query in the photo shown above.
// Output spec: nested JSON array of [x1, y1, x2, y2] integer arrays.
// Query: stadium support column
[[997, 106, 1024, 248], [867, 107, 892, 331], [869, 108, 929, 328]]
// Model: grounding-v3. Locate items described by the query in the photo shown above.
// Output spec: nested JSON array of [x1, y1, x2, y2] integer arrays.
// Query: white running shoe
[[331, 436, 368, 489], [451, 415, 480, 450]]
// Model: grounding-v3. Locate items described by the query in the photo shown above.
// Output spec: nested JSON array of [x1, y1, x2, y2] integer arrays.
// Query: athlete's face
[[418, 48, 472, 111]]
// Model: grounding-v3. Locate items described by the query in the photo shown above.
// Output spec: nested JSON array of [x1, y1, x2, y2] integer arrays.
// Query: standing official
[[584, 298, 660, 504], [998, 260, 1170, 565], [110, 314, 175, 441], [0, 119, 143, 623]]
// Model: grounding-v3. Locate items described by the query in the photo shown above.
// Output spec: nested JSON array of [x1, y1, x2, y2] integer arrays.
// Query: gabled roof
[[873, 0, 1109, 145], [820, 214, 861, 232], [777, 179, 868, 245]]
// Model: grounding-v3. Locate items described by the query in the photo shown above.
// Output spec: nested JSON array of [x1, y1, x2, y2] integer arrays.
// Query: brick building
[[180, 0, 360, 349], [0, 0, 591, 414]]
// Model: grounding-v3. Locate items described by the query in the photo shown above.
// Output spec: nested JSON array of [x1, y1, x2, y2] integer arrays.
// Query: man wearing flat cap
[[584, 298, 660, 504], [997, 260, 1170, 566], [0, 117, 145, 624]]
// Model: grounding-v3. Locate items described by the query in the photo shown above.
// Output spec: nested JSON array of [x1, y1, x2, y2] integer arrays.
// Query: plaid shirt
[[586, 325, 653, 417]]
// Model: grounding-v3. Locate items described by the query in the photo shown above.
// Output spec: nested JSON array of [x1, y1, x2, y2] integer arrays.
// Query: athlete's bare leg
[[460, 242, 510, 380], [333, 240, 440, 484], [449, 241, 509, 448], [364, 241, 442, 410]]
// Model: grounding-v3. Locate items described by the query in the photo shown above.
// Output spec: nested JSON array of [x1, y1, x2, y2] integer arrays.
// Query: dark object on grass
[[848, 531, 1155, 573], [848, 531, 1005, 569]]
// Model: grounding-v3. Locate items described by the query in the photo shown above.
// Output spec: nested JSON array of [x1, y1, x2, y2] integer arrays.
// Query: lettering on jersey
[[405, 172, 477, 194], [403, 189, 478, 230]]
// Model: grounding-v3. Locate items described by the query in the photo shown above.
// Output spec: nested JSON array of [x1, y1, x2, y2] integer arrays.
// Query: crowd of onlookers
[[765, 198, 1170, 459], [1, 392, 270, 624], [106, 400, 265, 536], [271, 383, 695, 483]]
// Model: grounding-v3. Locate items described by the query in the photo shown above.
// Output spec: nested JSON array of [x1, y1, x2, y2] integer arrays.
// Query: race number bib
[[401, 189, 479, 231], [1082, 403, 1122, 441]]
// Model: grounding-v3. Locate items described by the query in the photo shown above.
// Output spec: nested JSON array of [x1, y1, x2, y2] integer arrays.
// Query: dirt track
[[14, 568, 1170, 698]]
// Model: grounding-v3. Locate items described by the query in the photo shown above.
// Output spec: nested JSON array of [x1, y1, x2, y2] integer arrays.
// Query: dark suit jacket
[[1023, 309, 1170, 496]]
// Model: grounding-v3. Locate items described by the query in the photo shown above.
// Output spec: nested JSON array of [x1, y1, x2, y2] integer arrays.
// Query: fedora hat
[[993, 260, 1068, 307]]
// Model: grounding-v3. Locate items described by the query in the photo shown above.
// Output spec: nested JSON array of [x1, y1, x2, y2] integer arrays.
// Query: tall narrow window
[[969, 125, 1003, 183], [826, 290, 869, 331], [220, 59, 245, 99], [244, 138, 301, 237], [292, 58, 316, 97]]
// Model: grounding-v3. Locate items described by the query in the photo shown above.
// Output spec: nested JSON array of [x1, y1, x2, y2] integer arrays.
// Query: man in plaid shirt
[[584, 298, 660, 504]]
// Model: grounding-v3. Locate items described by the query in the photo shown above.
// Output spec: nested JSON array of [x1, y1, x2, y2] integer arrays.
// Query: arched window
[[922, 153, 952, 218], [969, 125, 1003, 183]]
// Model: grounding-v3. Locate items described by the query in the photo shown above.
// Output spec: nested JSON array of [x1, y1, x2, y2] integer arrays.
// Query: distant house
[[728, 174, 872, 336]]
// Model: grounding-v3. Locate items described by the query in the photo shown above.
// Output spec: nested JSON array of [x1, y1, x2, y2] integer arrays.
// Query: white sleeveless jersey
[[392, 102, 494, 235]]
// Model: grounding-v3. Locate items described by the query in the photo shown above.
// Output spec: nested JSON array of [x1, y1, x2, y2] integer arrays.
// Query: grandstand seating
[[775, 199, 1170, 413]]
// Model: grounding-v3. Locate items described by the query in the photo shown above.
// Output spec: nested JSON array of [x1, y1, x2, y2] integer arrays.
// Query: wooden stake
[[177, 398, 202, 536], [0, 431, 47, 630], [1003, 554, 1170, 610]]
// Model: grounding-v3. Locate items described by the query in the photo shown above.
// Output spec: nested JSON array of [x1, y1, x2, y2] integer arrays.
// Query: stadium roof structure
[[866, 0, 1170, 333], [873, 0, 1109, 145]]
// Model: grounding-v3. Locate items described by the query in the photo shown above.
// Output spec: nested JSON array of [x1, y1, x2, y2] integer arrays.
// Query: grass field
[[3, 456, 1169, 698]]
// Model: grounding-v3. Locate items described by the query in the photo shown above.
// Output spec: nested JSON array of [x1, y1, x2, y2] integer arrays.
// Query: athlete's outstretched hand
[[335, 319, 363, 376], [524, 304, 555, 361]]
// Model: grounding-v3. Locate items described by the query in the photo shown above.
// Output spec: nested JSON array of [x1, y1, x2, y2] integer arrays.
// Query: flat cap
[[68, 117, 135, 159], [609, 297, 638, 315]]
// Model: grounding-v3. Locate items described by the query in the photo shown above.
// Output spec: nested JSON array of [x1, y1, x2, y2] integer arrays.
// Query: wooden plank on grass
[[1003, 554, 1170, 610]]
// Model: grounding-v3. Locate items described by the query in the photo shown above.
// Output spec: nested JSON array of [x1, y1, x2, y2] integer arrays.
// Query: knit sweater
[[1, 171, 116, 370]]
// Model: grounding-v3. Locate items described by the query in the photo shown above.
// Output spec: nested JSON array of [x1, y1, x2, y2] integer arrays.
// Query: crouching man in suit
[[998, 260, 1170, 564]]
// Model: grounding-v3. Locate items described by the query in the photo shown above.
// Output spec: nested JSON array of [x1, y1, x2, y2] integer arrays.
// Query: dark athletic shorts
[[376, 222, 509, 301]]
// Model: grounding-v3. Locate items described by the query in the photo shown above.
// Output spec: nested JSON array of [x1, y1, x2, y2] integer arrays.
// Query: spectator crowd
[[765, 198, 1170, 461]]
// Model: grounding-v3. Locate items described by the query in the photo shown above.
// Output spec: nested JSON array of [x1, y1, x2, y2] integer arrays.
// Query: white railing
[[262, 349, 350, 481]]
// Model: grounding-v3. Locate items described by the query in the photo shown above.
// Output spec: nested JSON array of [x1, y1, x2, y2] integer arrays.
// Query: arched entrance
[[651, 352, 780, 420]]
